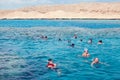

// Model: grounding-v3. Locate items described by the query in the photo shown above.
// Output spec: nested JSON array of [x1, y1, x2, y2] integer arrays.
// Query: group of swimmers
[[81, 37, 103, 67], [45, 34, 106, 70], [87, 38, 103, 44], [41, 35, 48, 40], [82, 49, 100, 67], [46, 58, 101, 74], [46, 55, 100, 70], [69, 34, 103, 48]]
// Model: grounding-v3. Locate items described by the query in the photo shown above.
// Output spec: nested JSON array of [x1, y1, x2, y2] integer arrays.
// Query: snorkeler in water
[[82, 48, 90, 57]]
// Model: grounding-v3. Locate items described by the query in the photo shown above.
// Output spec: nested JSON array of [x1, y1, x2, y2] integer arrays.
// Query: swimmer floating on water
[[46, 59, 61, 75], [91, 57, 109, 68], [91, 58, 99, 65], [47, 59, 56, 69]]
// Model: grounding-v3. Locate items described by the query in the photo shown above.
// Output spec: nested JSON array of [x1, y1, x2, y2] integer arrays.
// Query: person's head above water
[[93, 58, 99, 63], [84, 48, 88, 52], [71, 43, 75, 47], [88, 38, 92, 44], [82, 48, 90, 57], [73, 34, 77, 39], [48, 59, 52, 61], [45, 36, 47, 39], [98, 40, 102, 44], [58, 38, 62, 41], [47, 59, 56, 69], [91, 57, 100, 67]]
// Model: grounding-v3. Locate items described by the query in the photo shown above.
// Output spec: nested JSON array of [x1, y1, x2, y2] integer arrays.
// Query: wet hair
[[48, 59, 52, 61], [99, 40, 102, 43], [58, 38, 62, 41], [93, 58, 99, 62], [71, 43, 75, 47]]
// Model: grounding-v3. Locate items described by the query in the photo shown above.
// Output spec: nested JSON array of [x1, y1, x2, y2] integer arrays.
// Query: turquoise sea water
[[0, 20, 120, 80]]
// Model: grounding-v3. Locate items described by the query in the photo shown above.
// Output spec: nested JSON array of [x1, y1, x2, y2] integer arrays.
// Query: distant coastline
[[1, 18, 120, 20], [0, 3, 120, 19]]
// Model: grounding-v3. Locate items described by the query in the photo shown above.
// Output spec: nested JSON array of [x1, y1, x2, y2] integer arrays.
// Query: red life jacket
[[47, 63, 55, 68]]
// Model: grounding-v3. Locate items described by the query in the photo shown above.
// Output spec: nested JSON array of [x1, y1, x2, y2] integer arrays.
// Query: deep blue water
[[0, 20, 120, 28], [0, 20, 120, 80]]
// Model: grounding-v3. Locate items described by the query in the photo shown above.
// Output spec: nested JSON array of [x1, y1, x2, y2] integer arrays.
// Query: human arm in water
[[99, 62, 110, 66], [91, 61, 96, 68], [91, 61, 110, 68]]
